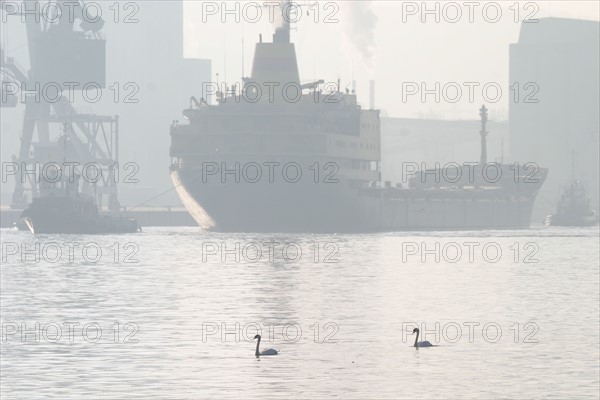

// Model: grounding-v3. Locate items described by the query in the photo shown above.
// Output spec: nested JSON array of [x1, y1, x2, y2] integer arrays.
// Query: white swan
[[412, 328, 433, 348], [254, 334, 278, 357]]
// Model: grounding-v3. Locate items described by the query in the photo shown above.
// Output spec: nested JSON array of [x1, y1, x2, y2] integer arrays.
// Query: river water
[[1, 226, 599, 399]]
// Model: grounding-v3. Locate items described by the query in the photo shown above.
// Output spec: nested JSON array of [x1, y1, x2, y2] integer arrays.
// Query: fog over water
[[1, 1, 599, 399]]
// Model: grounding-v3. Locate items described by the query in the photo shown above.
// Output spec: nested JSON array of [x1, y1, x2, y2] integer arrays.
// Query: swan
[[254, 334, 278, 357], [412, 328, 433, 348]]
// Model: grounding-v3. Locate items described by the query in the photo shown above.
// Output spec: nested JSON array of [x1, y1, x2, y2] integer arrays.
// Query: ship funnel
[[249, 1, 300, 99], [250, 39, 300, 87]]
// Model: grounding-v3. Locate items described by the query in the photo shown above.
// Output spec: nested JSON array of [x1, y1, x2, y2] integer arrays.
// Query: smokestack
[[352, 80, 356, 94], [369, 80, 375, 110]]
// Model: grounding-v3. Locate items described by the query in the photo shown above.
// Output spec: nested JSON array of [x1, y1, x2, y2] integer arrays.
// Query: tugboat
[[545, 180, 599, 227], [20, 172, 141, 234], [19, 134, 140, 235], [21, 195, 141, 235]]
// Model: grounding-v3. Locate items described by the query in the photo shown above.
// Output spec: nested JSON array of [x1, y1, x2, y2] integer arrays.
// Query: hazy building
[[510, 18, 600, 218], [97, 1, 211, 206]]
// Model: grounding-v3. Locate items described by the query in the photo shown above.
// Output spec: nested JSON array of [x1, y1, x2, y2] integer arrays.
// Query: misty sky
[[185, 1, 599, 120]]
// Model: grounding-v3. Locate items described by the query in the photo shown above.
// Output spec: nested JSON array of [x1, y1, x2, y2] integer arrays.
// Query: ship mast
[[571, 149, 576, 181], [479, 105, 489, 165]]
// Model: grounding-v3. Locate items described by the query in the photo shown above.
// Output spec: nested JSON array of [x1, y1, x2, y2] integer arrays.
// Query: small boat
[[545, 180, 599, 227], [20, 166, 140, 234], [21, 195, 141, 234]]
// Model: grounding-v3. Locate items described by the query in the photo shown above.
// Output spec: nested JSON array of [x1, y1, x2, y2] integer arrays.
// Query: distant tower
[[479, 105, 489, 165], [510, 18, 600, 216]]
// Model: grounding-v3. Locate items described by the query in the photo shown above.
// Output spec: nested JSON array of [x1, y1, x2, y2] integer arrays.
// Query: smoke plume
[[342, 1, 378, 65]]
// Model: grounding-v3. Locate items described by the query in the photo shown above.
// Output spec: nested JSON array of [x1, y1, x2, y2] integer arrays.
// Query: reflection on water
[[1, 227, 599, 399]]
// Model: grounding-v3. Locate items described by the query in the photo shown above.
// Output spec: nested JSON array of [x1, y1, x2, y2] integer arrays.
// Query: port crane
[[1, 0, 120, 210]]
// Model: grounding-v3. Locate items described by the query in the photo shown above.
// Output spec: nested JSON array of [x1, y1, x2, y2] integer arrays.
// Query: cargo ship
[[170, 6, 547, 233]]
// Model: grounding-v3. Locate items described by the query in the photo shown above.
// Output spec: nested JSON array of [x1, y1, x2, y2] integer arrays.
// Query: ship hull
[[172, 169, 544, 233], [22, 216, 140, 235], [377, 191, 537, 230], [172, 169, 379, 233], [21, 198, 140, 235]]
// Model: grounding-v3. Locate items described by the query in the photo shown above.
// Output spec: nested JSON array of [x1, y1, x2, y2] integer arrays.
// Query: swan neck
[[414, 331, 419, 347], [255, 337, 261, 356]]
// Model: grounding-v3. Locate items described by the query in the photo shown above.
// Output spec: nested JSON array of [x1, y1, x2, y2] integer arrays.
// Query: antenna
[[63, 123, 68, 197], [241, 36, 245, 80], [62, 123, 68, 165], [571, 149, 576, 180], [370, 80, 376, 110], [352, 61, 355, 94], [224, 37, 227, 84]]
